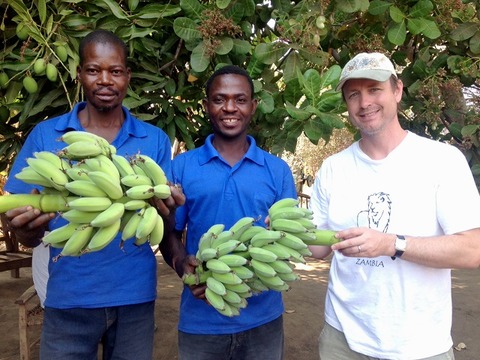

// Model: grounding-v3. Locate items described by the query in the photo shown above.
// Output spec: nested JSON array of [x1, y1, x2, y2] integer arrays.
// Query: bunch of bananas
[[4, 131, 171, 260], [182, 198, 339, 317]]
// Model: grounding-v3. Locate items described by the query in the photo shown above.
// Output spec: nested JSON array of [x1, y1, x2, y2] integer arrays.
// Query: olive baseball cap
[[336, 52, 397, 91]]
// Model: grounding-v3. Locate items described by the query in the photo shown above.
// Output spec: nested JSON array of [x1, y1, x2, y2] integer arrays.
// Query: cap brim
[[336, 69, 395, 92]]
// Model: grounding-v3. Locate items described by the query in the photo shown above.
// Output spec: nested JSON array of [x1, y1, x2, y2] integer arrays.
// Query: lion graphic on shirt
[[357, 192, 391, 233]]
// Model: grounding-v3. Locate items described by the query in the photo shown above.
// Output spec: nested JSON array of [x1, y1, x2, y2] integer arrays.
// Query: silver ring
[[358, 245, 362, 253]]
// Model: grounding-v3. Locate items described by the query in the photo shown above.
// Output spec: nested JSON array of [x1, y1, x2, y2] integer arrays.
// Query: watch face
[[395, 237, 407, 251]]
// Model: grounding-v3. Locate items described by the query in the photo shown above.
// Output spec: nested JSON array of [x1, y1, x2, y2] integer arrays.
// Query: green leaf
[[316, 92, 343, 112], [471, 164, 480, 177], [421, 19, 441, 39], [409, 0, 433, 18], [283, 51, 301, 84], [336, 0, 362, 13], [320, 65, 342, 89], [97, 0, 129, 20], [302, 69, 321, 106], [470, 31, 480, 54], [216, 0, 231, 10], [191, 41, 211, 72], [137, 4, 182, 19], [368, 0, 390, 15], [37, 0, 47, 24], [173, 17, 202, 41], [215, 37, 234, 55], [231, 39, 251, 55], [450, 22, 478, 41], [257, 91, 275, 114], [180, 0, 207, 20], [285, 102, 312, 121], [407, 18, 426, 35], [461, 124, 479, 137], [388, 21, 407, 45], [389, 6, 405, 24], [254, 43, 285, 65]]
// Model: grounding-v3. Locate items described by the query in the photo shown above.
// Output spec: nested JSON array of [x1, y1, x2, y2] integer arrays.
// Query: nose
[[222, 99, 237, 112], [98, 70, 113, 85], [359, 92, 372, 109]]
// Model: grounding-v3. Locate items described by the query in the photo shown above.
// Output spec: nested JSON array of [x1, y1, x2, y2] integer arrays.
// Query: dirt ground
[[0, 255, 479, 360]]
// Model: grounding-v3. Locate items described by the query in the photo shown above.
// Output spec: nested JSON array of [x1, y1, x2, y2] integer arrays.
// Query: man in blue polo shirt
[[160, 65, 297, 359], [5, 29, 183, 359]]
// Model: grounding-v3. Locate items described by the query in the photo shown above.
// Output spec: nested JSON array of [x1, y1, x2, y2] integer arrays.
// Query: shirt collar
[[54, 102, 148, 138], [199, 134, 264, 166]]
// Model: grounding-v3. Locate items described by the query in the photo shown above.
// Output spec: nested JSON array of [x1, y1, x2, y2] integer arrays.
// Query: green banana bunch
[[180, 198, 342, 316], [0, 131, 172, 258]]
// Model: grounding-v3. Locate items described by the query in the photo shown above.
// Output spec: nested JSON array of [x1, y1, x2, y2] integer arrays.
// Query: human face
[[343, 78, 402, 136], [77, 42, 131, 112], [203, 74, 257, 139]]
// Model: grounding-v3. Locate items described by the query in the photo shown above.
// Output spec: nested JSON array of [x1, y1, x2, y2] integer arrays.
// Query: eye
[[347, 91, 359, 100], [212, 97, 225, 104], [236, 97, 247, 104]]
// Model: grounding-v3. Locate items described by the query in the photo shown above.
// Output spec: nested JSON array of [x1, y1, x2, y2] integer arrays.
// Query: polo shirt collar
[[199, 134, 264, 166], [54, 102, 147, 138]]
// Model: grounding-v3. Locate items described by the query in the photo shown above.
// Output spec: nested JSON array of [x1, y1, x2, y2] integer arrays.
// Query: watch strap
[[391, 235, 406, 260]]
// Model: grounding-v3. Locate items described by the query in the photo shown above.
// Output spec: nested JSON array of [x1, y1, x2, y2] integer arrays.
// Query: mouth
[[359, 108, 380, 119], [94, 90, 117, 101], [221, 118, 240, 125]]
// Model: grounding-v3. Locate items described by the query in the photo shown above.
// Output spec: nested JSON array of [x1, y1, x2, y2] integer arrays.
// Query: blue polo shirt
[[173, 134, 297, 334], [5, 102, 173, 308]]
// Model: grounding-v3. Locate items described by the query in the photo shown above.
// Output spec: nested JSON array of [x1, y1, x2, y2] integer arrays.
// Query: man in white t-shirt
[[310, 52, 480, 360]]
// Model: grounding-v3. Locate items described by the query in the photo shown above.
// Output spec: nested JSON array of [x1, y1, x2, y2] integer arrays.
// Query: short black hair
[[205, 65, 255, 99], [79, 29, 128, 66]]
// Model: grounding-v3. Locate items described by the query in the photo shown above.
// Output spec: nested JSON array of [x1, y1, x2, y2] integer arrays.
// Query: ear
[[250, 98, 258, 115]]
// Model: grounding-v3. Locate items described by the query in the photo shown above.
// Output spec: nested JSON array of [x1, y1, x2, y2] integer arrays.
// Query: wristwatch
[[391, 235, 406, 260]]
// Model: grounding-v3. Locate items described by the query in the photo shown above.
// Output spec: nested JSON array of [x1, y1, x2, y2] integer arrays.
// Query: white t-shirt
[[311, 131, 480, 359], [32, 243, 49, 307]]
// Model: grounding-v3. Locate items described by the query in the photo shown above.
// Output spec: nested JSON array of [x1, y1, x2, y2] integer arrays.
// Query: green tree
[[0, 0, 479, 188]]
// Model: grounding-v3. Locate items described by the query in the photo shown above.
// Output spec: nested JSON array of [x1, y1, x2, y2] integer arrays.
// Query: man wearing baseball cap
[[309, 52, 480, 359]]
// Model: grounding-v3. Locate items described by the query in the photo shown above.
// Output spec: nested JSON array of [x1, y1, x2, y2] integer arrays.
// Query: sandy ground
[[0, 256, 479, 360]]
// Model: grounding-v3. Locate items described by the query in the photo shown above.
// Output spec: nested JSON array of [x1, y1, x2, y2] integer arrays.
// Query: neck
[[212, 135, 249, 166]]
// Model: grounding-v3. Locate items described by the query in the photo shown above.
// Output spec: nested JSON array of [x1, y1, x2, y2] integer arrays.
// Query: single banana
[[111, 154, 136, 177], [268, 198, 299, 216], [216, 302, 237, 317], [303, 229, 339, 246], [34, 151, 71, 171], [269, 206, 307, 222], [277, 271, 299, 283], [229, 217, 255, 240], [58, 131, 109, 148], [206, 258, 232, 274], [132, 163, 148, 177], [15, 167, 54, 188], [205, 287, 226, 312], [42, 222, 79, 245], [153, 184, 171, 199], [148, 214, 165, 246], [67, 197, 112, 212], [250, 229, 283, 247], [199, 248, 219, 262], [257, 274, 286, 289], [269, 259, 295, 274], [250, 259, 277, 278], [293, 230, 317, 242], [230, 265, 255, 280], [121, 174, 153, 187], [84, 154, 120, 180], [246, 278, 269, 293], [297, 247, 313, 256], [133, 154, 167, 186], [87, 171, 124, 200], [207, 224, 226, 237], [261, 243, 293, 260], [273, 242, 306, 264], [124, 199, 148, 211], [61, 209, 103, 224], [210, 230, 235, 249], [292, 217, 316, 230], [217, 254, 248, 267], [26, 157, 69, 190], [238, 225, 267, 243], [136, 205, 158, 240], [222, 289, 242, 305], [206, 276, 227, 296], [65, 167, 90, 181], [211, 271, 243, 285], [271, 218, 308, 234], [224, 282, 251, 294], [59, 225, 94, 257], [276, 232, 308, 250], [248, 245, 278, 263], [215, 239, 242, 257], [58, 141, 105, 159], [90, 202, 125, 228], [125, 184, 155, 200], [64, 179, 108, 197], [84, 218, 121, 253], [121, 210, 143, 242]]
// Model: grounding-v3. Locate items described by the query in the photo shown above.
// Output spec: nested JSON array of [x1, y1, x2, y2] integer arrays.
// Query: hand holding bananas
[[0, 131, 173, 259], [182, 198, 339, 317]]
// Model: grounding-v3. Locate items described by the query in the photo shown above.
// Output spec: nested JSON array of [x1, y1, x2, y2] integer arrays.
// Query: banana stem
[[0, 194, 76, 213]]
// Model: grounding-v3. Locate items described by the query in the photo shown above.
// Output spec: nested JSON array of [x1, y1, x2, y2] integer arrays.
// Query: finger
[[170, 185, 185, 206]]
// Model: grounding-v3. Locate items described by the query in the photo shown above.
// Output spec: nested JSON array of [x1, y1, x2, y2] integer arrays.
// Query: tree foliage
[[0, 0, 479, 188]]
